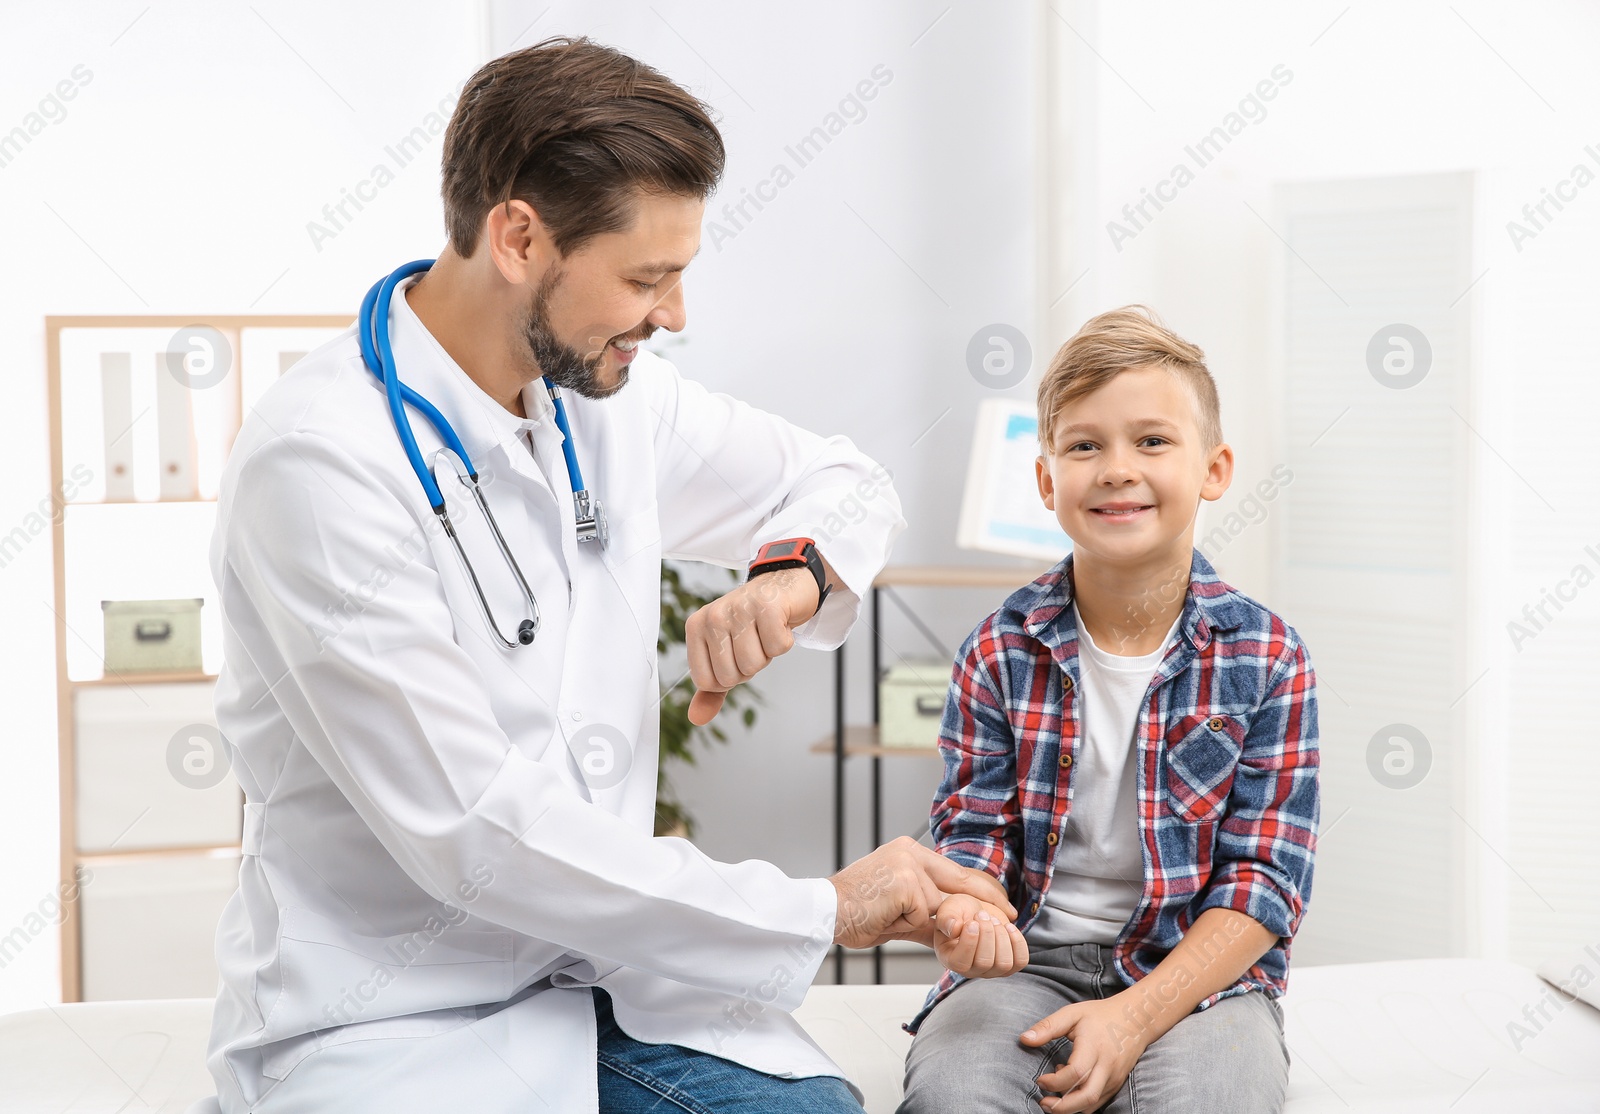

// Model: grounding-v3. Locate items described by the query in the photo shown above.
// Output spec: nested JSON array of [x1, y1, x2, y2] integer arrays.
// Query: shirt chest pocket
[[1163, 712, 1246, 823]]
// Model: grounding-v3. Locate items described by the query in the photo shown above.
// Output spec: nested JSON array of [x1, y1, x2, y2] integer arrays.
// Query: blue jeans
[[594, 990, 861, 1112]]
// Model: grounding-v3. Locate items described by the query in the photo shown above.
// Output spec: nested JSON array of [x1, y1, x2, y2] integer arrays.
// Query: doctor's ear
[[484, 198, 560, 286]]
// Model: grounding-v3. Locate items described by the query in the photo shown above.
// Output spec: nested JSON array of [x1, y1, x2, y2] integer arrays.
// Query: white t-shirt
[[1026, 600, 1183, 947]]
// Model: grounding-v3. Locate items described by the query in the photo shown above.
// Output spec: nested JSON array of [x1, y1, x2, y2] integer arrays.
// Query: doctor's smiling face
[[511, 189, 702, 400], [412, 37, 725, 415]]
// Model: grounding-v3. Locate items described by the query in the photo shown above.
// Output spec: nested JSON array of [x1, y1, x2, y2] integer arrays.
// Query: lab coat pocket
[[1163, 712, 1245, 823], [602, 499, 662, 570], [263, 904, 513, 1075]]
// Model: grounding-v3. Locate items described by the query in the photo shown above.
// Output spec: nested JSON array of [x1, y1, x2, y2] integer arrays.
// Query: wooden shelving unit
[[46, 314, 349, 1001]]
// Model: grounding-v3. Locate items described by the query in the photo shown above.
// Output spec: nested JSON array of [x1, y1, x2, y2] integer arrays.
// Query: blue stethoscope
[[358, 259, 606, 649]]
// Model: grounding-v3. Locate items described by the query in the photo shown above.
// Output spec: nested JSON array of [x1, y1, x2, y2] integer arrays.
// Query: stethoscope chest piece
[[574, 491, 608, 547]]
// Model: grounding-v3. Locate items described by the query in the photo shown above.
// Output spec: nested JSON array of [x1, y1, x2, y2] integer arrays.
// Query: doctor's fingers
[[913, 848, 1017, 920], [686, 619, 745, 691], [718, 607, 791, 680]]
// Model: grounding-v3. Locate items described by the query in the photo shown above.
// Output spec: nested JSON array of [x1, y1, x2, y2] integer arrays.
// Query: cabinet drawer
[[75, 682, 241, 852], [79, 853, 240, 1000]]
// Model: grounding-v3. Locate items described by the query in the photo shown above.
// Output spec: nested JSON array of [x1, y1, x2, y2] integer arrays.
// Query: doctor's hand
[[829, 837, 1016, 950], [685, 565, 825, 726]]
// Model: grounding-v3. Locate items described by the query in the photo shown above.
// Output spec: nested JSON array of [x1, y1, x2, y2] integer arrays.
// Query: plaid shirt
[[910, 548, 1319, 1031]]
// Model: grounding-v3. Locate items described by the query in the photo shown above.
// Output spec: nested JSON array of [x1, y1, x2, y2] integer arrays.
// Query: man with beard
[[199, 35, 1015, 1114]]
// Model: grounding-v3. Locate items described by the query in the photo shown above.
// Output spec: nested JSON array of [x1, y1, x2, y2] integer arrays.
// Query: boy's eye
[[1140, 436, 1168, 447], [1068, 441, 1096, 453]]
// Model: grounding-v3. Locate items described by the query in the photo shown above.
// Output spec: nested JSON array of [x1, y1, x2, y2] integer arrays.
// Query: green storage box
[[101, 598, 204, 674], [878, 659, 950, 749]]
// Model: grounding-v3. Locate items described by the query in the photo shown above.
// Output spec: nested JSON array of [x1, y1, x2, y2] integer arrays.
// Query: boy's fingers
[[986, 923, 1005, 975], [1010, 926, 1030, 971], [1020, 1004, 1078, 1045], [974, 919, 997, 972], [1037, 1042, 1098, 1110], [953, 921, 980, 970], [990, 919, 1013, 973]]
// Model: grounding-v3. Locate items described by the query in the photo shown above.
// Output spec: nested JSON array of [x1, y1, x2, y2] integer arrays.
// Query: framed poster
[[956, 398, 1071, 562]]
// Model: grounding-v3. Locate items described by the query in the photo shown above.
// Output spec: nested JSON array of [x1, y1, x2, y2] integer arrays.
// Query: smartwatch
[[748, 537, 831, 618]]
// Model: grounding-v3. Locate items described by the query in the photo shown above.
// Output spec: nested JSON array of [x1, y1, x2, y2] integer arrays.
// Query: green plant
[[656, 561, 761, 837]]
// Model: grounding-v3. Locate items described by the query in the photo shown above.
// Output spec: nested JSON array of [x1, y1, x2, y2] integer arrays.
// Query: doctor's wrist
[[747, 538, 831, 622]]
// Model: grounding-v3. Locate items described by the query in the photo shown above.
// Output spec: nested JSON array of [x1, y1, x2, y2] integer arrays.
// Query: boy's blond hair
[[1036, 305, 1222, 452]]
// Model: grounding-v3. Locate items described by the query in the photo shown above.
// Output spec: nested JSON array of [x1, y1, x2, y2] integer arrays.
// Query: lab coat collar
[[386, 273, 559, 473]]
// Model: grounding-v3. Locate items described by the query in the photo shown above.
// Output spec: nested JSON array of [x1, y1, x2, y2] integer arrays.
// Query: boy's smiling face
[[1036, 364, 1234, 568]]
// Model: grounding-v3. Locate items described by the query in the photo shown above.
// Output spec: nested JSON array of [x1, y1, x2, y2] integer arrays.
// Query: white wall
[[0, 0, 489, 1012], [4, 0, 1595, 1012]]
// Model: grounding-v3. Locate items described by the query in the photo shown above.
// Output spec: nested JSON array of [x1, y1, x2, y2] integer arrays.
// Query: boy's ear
[[1199, 442, 1235, 503], [1036, 455, 1054, 510]]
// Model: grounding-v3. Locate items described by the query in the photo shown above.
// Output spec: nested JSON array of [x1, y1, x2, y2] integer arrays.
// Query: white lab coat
[[203, 274, 904, 1112]]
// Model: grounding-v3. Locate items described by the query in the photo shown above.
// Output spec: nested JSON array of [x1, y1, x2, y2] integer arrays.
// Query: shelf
[[76, 844, 241, 867], [72, 670, 217, 687], [49, 313, 350, 1004], [872, 563, 1052, 589], [810, 724, 941, 759], [66, 497, 219, 507]]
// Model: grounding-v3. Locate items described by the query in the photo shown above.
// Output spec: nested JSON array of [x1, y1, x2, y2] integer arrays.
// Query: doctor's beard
[[521, 267, 651, 400]]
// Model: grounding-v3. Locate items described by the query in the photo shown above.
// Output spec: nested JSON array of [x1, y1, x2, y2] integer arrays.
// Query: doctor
[[204, 34, 1011, 1114]]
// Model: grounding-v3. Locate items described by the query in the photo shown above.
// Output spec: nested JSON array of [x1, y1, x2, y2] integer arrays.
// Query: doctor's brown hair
[[1036, 305, 1223, 452], [440, 36, 725, 259]]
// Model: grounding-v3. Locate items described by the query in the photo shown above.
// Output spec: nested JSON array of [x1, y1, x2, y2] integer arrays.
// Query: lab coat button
[[571, 711, 582, 722]]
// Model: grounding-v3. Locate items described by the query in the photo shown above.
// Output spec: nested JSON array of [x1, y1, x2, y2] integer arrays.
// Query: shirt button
[[1046, 831, 1059, 846], [1059, 754, 1073, 769], [1208, 716, 1225, 731], [1030, 901, 1040, 914], [1062, 676, 1073, 692]]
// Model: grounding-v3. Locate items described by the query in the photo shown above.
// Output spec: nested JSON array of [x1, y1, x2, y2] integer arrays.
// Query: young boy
[[900, 307, 1319, 1114]]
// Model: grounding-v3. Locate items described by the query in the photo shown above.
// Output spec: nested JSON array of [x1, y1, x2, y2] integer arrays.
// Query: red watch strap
[[748, 538, 830, 617]]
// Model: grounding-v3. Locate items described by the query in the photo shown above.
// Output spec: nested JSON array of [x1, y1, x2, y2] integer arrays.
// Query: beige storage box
[[878, 660, 951, 749], [101, 598, 204, 673]]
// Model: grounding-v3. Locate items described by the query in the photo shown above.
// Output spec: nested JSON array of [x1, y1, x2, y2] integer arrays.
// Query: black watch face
[[765, 541, 803, 560]]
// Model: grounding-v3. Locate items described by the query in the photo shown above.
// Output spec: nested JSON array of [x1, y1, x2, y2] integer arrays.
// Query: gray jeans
[[899, 943, 1288, 1114]]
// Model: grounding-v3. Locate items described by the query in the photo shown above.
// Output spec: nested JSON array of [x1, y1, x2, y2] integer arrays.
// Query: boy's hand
[[933, 893, 1029, 978], [1020, 993, 1149, 1113]]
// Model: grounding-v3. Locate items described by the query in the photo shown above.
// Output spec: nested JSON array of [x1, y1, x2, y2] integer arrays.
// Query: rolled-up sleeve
[[929, 624, 1024, 902], [1197, 638, 1320, 939]]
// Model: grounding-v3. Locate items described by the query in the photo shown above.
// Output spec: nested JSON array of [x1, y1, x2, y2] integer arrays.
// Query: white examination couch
[[2, 959, 1597, 1113]]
